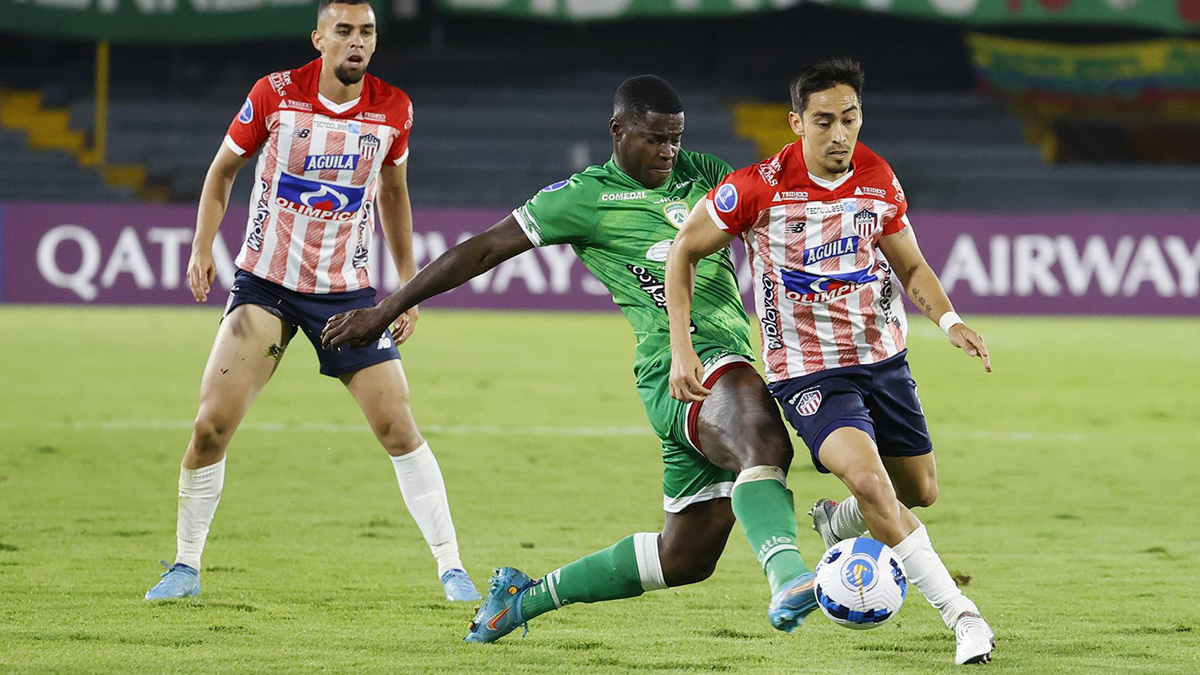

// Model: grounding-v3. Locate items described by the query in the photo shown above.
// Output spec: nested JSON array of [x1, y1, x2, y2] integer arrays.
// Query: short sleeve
[[384, 97, 413, 166], [703, 165, 767, 236], [512, 176, 597, 247], [881, 171, 909, 235], [224, 78, 273, 157]]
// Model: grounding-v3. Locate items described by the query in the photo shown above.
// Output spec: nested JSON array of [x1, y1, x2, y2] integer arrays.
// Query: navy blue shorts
[[768, 351, 932, 474], [224, 270, 400, 378]]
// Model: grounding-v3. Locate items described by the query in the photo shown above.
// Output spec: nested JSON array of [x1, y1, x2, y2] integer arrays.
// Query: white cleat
[[954, 612, 995, 665], [807, 498, 842, 549]]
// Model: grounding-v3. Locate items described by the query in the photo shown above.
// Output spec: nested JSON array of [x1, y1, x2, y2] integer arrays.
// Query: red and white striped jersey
[[224, 58, 412, 294], [705, 142, 910, 383]]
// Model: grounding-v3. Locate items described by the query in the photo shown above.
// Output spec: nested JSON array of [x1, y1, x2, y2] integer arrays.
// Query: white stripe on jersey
[[313, 218, 340, 294], [282, 218, 309, 290]]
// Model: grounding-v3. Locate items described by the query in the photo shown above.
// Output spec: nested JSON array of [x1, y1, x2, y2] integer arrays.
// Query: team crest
[[359, 133, 380, 160], [854, 208, 878, 239], [663, 201, 689, 229], [797, 390, 822, 417]]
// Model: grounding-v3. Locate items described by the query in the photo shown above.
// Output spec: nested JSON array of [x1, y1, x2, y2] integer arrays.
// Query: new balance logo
[[377, 336, 393, 350]]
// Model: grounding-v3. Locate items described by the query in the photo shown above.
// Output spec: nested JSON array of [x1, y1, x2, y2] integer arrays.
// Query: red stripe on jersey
[[319, 131, 346, 182], [782, 203, 807, 270], [267, 211, 296, 283], [326, 221, 353, 293], [826, 297, 859, 367], [820, 207, 843, 274], [287, 113, 314, 175], [792, 293, 824, 376], [859, 285, 889, 363], [295, 221, 327, 294]]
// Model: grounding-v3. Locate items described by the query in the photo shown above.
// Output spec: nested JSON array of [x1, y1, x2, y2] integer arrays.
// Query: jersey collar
[[788, 141, 855, 191], [318, 92, 361, 115]]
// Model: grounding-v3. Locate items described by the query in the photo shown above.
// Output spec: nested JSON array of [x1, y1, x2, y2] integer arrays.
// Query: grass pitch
[[1, 307, 1198, 673]]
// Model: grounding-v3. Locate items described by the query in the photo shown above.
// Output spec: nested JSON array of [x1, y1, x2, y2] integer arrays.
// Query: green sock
[[731, 466, 811, 593], [521, 533, 661, 621]]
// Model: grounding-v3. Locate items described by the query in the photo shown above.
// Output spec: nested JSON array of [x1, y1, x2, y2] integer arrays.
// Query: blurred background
[[1, 0, 1198, 314]]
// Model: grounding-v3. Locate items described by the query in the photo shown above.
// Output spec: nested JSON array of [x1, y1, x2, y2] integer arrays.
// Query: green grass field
[[1, 307, 1198, 673]]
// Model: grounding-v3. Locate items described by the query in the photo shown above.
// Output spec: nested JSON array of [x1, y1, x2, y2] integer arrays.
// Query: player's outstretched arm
[[189, 145, 249, 302], [879, 226, 992, 372], [375, 161, 420, 344], [320, 216, 534, 349], [665, 203, 736, 402]]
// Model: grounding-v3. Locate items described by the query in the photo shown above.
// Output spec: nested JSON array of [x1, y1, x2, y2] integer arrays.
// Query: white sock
[[175, 458, 226, 570], [892, 524, 978, 629], [390, 443, 463, 577], [633, 532, 667, 591], [832, 495, 870, 539]]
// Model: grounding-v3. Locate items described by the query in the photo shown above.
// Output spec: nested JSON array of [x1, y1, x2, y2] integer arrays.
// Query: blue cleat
[[464, 567, 536, 643], [144, 561, 200, 600], [441, 568, 482, 602], [767, 572, 818, 633]]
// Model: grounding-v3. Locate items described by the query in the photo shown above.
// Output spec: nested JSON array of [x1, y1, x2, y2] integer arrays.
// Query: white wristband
[[938, 311, 964, 336]]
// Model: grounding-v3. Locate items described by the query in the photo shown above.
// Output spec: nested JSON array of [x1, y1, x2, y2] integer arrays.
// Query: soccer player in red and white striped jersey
[[145, 0, 480, 604], [666, 59, 995, 665]]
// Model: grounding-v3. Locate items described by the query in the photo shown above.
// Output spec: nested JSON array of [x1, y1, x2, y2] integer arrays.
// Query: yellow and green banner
[[968, 33, 1200, 100]]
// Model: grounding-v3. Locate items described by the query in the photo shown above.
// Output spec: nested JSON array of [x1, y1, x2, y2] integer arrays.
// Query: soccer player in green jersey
[[321, 76, 819, 641]]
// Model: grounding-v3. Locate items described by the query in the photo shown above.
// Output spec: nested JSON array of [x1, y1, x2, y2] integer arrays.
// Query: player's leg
[[867, 359, 993, 663], [804, 361, 993, 664], [146, 301, 291, 600], [816, 428, 919, 546], [882, 453, 939, 508], [340, 359, 478, 601], [466, 499, 735, 643], [287, 284, 477, 601], [690, 363, 818, 632]]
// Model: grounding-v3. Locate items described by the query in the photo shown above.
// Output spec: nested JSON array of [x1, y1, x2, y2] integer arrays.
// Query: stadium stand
[[1, 7, 1197, 211]]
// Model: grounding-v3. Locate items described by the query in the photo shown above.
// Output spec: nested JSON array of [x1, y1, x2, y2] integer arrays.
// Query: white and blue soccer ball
[[814, 537, 907, 630]]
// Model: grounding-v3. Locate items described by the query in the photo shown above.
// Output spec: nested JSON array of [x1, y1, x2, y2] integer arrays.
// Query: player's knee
[[843, 467, 896, 508], [661, 550, 719, 587], [899, 480, 938, 509], [729, 412, 793, 470], [375, 419, 423, 456], [190, 417, 232, 455]]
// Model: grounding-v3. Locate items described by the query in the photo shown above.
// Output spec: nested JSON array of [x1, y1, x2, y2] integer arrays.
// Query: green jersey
[[513, 149, 753, 379]]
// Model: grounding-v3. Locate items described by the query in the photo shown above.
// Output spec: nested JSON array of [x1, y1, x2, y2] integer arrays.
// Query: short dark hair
[[318, 0, 370, 18], [613, 75, 684, 121], [790, 58, 865, 114]]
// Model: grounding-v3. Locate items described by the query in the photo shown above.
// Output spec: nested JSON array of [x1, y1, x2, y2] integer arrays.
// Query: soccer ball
[[814, 537, 907, 630]]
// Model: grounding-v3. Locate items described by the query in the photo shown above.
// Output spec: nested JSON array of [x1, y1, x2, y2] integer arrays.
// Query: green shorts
[[635, 342, 755, 513]]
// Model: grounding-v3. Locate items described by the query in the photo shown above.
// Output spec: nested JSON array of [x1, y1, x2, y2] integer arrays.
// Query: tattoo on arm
[[910, 286, 934, 317]]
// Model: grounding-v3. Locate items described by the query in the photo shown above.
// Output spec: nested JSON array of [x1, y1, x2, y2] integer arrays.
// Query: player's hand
[[948, 324, 992, 373], [391, 306, 419, 345], [321, 307, 390, 350], [186, 247, 216, 302], [669, 346, 712, 402]]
